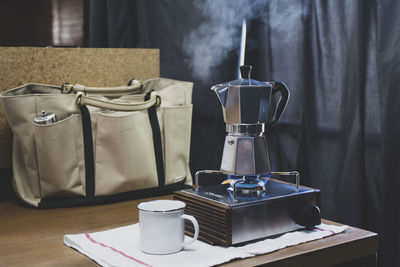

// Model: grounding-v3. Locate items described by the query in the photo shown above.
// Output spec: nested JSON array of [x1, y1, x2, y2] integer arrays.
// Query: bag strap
[[79, 105, 95, 198], [75, 91, 161, 111], [145, 90, 165, 186], [62, 79, 142, 96]]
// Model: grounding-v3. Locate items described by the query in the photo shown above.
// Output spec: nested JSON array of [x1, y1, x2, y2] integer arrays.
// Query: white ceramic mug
[[137, 199, 199, 255]]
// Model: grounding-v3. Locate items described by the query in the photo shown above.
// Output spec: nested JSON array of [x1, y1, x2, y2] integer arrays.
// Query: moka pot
[[211, 65, 290, 176]]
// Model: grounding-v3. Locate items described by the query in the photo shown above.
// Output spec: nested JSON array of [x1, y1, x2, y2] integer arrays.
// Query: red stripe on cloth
[[85, 233, 153, 267], [315, 227, 336, 235]]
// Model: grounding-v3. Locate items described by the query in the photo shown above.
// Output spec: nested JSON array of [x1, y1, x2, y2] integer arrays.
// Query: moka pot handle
[[269, 81, 290, 124]]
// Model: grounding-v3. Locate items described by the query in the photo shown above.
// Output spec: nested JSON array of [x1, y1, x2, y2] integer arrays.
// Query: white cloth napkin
[[64, 223, 348, 267]]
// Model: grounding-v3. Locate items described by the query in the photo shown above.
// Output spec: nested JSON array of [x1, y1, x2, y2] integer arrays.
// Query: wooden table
[[0, 195, 378, 267]]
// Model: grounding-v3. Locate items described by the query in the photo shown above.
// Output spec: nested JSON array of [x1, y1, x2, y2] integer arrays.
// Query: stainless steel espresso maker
[[194, 65, 293, 195], [212, 65, 289, 177]]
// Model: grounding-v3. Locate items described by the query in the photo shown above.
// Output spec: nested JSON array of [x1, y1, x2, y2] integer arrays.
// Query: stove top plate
[[183, 179, 315, 207]]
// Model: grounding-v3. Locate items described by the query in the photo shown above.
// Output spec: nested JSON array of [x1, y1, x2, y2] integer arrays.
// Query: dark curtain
[[87, 1, 400, 266]]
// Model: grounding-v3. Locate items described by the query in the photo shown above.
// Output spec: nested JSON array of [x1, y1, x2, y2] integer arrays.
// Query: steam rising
[[183, 0, 304, 82], [239, 19, 247, 78]]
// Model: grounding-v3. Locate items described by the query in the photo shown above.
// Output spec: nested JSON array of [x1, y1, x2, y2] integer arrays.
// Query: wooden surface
[[0, 47, 159, 168], [0, 195, 378, 267]]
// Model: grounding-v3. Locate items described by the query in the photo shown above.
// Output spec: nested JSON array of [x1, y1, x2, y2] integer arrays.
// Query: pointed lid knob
[[240, 65, 252, 80]]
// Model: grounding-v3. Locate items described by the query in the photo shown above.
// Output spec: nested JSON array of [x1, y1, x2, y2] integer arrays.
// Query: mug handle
[[181, 214, 199, 247]]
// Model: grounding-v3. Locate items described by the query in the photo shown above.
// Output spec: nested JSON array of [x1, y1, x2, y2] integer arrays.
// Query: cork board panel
[[0, 47, 159, 168]]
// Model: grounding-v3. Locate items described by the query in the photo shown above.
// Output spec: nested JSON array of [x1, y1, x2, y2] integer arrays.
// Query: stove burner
[[222, 174, 271, 195], [194, 170, 300, 200]]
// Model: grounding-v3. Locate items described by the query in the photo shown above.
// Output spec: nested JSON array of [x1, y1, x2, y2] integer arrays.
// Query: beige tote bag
[[0, 78, 193, 208]]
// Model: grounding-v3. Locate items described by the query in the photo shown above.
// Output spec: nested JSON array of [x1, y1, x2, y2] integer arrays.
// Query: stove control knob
[[295, 205, 321, 228]]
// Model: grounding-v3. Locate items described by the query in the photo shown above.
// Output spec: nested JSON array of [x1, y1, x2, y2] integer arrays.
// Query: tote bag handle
[[62, 79, 142, 96], [76, 91, 161, 111]]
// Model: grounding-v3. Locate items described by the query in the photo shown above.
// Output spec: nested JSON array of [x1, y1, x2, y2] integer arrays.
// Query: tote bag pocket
[[34, 114, 85, 197], [163, 105, 193, 185], [93, 111, 159, 196]]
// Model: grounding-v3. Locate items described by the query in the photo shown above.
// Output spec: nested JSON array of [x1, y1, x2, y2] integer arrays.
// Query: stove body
[[173, 179, 321, 246]]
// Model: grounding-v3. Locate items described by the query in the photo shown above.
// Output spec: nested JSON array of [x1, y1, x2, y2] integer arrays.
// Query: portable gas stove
[[174, 66, 321, 246], [174, 171, 321, 246]]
